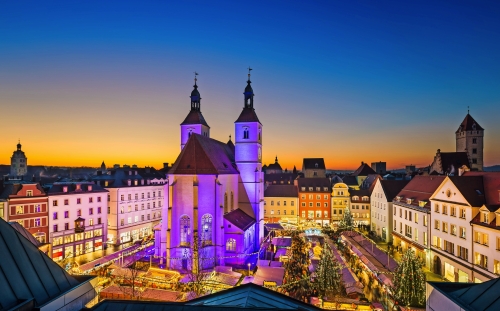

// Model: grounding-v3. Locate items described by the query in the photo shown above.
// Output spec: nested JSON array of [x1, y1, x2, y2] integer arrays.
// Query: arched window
[[230, 191, 234, 211], [180, 215, 190, 246], [201, 214, 212, 245], [226, 238, 236, 251], [243, 128, 249, 139], [224, 192, 228, 214]]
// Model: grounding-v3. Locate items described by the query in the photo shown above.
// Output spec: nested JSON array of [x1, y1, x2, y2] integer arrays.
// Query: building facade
[[455, 113, 484, 171], [349, 189, 370, 228], [92, 166, 166, 246], [47, 182, 108, 261], [0, 181, 48, 244], [297, 178, 331, 226], [331, 183, 350, 225], [370, 179, 409, 242], [264, 185, 298, 224]]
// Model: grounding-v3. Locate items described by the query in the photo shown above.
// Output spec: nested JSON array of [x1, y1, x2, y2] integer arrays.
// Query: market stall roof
[[271, 237, 292, 247], [252, 266, 285, 286]]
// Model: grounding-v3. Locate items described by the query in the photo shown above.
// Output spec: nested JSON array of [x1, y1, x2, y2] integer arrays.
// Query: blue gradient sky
[[1, 1, 499, 169]]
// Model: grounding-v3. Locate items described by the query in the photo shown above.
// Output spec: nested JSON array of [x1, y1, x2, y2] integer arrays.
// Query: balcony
[[74, 217, 85, 233]]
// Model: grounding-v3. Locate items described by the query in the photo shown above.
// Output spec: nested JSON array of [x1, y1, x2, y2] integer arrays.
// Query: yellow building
[[263, 185, 299, 225], [331, 183, 350, 225]]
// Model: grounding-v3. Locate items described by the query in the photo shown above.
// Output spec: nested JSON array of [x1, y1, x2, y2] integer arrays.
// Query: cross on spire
[[247, 67, 252, 80], [468, 106, 470, 114], [194, 71, 198, 85]]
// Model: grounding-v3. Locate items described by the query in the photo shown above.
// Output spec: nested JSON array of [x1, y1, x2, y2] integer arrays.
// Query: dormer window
[[88, 185, 92, 191], [309, 187, 313, 191], [63, 186, 68, 193], [315, 163, 318, 168], [26, 190, 33, 197], [353, 196, 359, 201], [141, 179, 144, 185], [482, 212, 489, 224], [418, 201, 426, 207], [301, 187, 305, 191], [406, 198, 413, 204], [129, 171, 132, 176], [134, 180, 138, 186], [127, 179, 131, 186], [396, 196, 402, 202], [316, 187, 320, 191]]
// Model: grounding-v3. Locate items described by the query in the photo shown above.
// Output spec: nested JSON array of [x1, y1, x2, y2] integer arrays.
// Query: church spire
[[190, 72, 201, 111], [244, 67, 254, 109]]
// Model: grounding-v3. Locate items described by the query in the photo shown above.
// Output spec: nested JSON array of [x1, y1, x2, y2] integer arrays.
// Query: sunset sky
[[1, 1, 499, 170]]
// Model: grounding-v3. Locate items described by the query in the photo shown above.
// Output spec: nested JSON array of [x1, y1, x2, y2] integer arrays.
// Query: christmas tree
[[283, 232, 311, 299], [314, 244, 345, 298], [338, 207, 356, 232], [392, 248, 426, 307]]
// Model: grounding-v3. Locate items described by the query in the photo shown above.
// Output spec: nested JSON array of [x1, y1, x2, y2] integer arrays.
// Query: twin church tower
[[157, 71, 264, 269]]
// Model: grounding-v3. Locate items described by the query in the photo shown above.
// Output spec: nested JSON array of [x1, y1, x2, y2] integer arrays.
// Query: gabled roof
[[456, 113, 484, 133], [302, 158, 325, 170], [234, 107, 261, 124], [297, 178, 331, 192], [395, 175, 446, 209], [429, 278, 500, 311], [448, 176, 485, 207], [264, 185, 298, 198], [224, 209, 256, 231], [0, 217, 83, 310], [379, 180, 410, 201], [462, 171, 500, 211], [169, 134, 239, 175], [341, 175, 358, 186], [181, 110, 210, 127], [352, 163, 377, 176], [90, 283, 322, 311]]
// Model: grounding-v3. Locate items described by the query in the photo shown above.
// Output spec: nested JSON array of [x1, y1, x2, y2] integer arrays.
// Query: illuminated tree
[[392, 248, 426, 307], [283, 232, 312, 299], [314, 244, 345, 298], [338, 207, 356, 232]]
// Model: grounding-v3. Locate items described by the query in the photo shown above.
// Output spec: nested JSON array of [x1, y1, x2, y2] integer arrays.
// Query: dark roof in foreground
[[224, 209, 256, 231], [264, 185, 298, 197], [0, 217, 82, 310], [429, 278, 500, 311], [89, 283, 322, 311], [169, 134, 239, 175]]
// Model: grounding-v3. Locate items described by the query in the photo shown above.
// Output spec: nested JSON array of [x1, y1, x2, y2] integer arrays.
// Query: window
[[121, 219, 124, 226], [34, 204, 41, 213], [77, 198, 81, 204], [53, 212, 58, 220], [97, 196, 101, 202], [89, 197, 93, 203], [435, 220, 440, 230], [64, 223, 69, 230], [473, 138, 477, 144], [316, 202, 321, 207], [424, 215, 428, 227], [120, 194, 125, 201], [89, 208, 93, 215], [309, 202, 313, 207], [424, 232, 428, 246], [442, 222, 448, 233], [415, 213, 418, 224], [302, 211, 305, 218], [460, 227, 466, 239], [26, 190, 33, 197], [414, 228, 418, 241], [89, 218, 94, 226], [283, 201, 287, 206], [270, 210, 274, 215], [494, 260, 500, 275], [472, 148, 477, 154], [291, 201, 294, 206], [458, 246, 468, 261], [243, 128, 249, 139], [277, 210, 280, 215], [435, 204, 439, 213], [460, 208, 466, 219], [405, 224, 412, 238], [444, 240, 454, 254], [34, 218, 40, 227], [53, 200, 58, 206], [308, 211, 314, 218], [97, 207, 101, 214], [482, 212, 489, 224], [324, 202, 328, 207], [442, 205, 447, 215], [451, 224, 457, 236], [127, 217, 132, 224], [180, 215, 191, 246], [53, 224, 58, 232], [394, 220, 396, 231], [475, 253, 488, 269], [226, 238, 236, 251], [134, 216, 138, 223], [316, 210, 321, 218], [474, 231, 489, 246], [136, 204, 139, 211], [301, 202, 306, 207], [283, 210, 286, 215], [64, 211, 69, 218], [64, 199, 69, 205], [98, 217, 101, 224], [291, 210, 294, 215], [497, 237, 500, 251], [451, 206, 456, 217]]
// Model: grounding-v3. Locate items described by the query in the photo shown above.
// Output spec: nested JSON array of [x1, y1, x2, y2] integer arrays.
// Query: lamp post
[[248, 263, 251, 276]]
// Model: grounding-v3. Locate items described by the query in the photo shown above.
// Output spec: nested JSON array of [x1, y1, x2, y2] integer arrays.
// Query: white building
[[264, 185, 299, 224], [92, 165, 167, 246], [47, 181, 108, 261], [370, 179, 409, 242], [392, 176, 445, 269]]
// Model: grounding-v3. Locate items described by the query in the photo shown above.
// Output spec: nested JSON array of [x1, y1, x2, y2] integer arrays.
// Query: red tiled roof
[[463, 171, 500, 211], [394, 175, 446, 209], [169, 134, 239, 175], [456, 113, 484, 133], [448, 176, 485, 207]]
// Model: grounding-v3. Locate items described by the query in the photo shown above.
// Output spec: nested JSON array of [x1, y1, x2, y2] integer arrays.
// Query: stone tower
[[10, 141, 27, 176], [456, 113, 484, 171], [180, 75, 210, 150], [234, 70, 264, 247]]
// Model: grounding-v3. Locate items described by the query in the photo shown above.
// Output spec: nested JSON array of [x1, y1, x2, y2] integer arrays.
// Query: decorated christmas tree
[[392, 248, 426, 307], [283, 232, 311, 299], [338, 207, 356, 232], [314, 244, 345, 298]]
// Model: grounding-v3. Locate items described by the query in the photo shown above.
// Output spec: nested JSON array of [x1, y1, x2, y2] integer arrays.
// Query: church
[[155, 72, 264, 271]]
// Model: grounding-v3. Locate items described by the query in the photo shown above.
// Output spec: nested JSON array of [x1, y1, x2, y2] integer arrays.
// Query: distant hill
[[484, 165, 500, 172]]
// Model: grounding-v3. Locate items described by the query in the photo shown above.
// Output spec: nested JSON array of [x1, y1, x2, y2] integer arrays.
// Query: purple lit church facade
[[155, 74, 264, 270]]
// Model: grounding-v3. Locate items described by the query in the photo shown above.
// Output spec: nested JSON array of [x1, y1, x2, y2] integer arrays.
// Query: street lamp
[[248, 263, 251, 275]]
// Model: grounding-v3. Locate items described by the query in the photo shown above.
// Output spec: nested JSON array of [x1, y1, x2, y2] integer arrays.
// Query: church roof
[[235, 107, 261, 124], [352, 163, 377, 176], [0, 217, 85, 310], [169, 134, 239, 175], [224, 209, 256, 231], [456, 113, 484, 133], [181, 110, 210, 127]]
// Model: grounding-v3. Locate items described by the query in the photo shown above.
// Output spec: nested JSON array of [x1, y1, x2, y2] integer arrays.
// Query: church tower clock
[[234, 69, 264, 246]]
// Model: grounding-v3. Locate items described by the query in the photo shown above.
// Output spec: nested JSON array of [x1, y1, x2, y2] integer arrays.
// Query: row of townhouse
[[382, 172, 500, 283], [0, 164, 167, 261]]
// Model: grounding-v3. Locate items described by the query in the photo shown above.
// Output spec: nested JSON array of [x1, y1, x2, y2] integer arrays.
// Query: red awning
[[95, 242, 102, 247], [53, 251, 63, 258]]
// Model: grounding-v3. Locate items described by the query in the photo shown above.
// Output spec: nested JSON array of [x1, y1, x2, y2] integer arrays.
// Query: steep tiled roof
[[297, 178, 331, 192], [169, 134, 239, 175], [302, 158, 325, 170], [448, 176, 485, 207], [0, 217, 84, 310], [264, 185, 298, 198], [456, 113, 484, 133], [224, 209, 255, 231], [48, 182, 108, 194], [234, 107, 261, 123], [463, 171, 500, 211], [181, 110, 210, 127], [352, 163, 377, 176], [394, 175, 446, 209], [437, 152, 470, 175], [379, 180, 410, 201]]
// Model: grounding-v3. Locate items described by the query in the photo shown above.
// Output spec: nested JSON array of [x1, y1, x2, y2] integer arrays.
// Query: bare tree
[[115, 249, 150, 300]]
